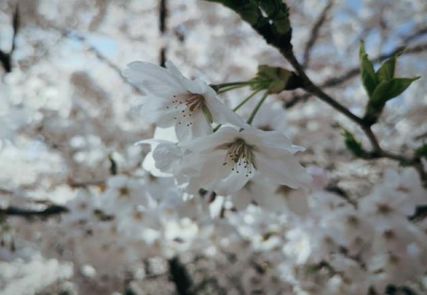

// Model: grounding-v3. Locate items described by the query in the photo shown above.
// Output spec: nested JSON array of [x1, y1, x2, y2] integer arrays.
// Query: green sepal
[[254, 65, 296, 94], [202, 104, 214, 124]]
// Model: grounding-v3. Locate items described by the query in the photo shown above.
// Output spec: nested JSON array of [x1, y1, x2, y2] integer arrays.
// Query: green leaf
[[415, 144, 427, 159], [359, 42, 378, 97], [371, 77, 420, 104], [376, 56, 396, 81], [258, 0, 291, 35], [364, 76, 420, 125], [342, 129, 366, 157], [206, 0, 260, 25]]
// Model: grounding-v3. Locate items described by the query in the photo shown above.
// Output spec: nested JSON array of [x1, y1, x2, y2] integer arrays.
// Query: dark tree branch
[[302, 0, 334, 68], [0, 5, 19, 73], [159, 0, 168, 67], [283, 48, 365, 125], [0, 205, 68, 218], [168, 256, 194, 295], [159, 0, 168, 34]]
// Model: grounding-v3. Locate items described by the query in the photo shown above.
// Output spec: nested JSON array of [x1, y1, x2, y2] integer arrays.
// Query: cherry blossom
[[123, 61, 244, 141], [181, 126, 311, 195]]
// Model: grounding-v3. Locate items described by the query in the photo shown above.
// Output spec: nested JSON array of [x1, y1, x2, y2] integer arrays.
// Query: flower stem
[[215, 81, 250, 88], [213, 90, 262, 133], [247, 91, 269, 124], [217, 84, 247, 94], [233, 89, 262, 112], [213, 124, 221, 132]]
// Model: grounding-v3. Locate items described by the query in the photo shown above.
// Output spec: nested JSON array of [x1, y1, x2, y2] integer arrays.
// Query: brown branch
[[283, 48, 366, 126], [302, 0, 334, 68]]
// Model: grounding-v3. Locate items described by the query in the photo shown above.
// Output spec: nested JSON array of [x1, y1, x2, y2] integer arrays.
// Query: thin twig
[[283, 48, 365, 126], [62, 30, 143, 94], [302, 0, 334, 68]]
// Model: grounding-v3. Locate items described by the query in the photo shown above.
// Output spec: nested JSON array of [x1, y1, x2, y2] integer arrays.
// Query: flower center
[[222, 138, 256, 177], [166, 93, 211, 127], [185, 93, 205, 112]]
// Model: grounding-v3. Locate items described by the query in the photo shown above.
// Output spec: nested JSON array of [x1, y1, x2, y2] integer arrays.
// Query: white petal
[[190, 110, 213, 138], [182, 126, 238, 153], [255, 152, 311, 189], [242, 127, 304, 153], [151, 142, 183, 172], [123, 62, 185, 96], [213, 162, 253, 195], [165, 61, 205, 94], [204, 89, 246, 127]]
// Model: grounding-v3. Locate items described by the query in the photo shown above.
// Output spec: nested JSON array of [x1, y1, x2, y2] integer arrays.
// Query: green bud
[[360, 42, 420, 125], [254, 65, 299, 94], [342, 129, 366, 157]]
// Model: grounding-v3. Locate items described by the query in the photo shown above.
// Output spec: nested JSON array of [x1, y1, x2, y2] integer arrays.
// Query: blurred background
[[1, 0, 427, 294]]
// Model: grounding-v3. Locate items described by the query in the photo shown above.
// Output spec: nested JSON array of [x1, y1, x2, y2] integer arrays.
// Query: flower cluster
[[1, 0, 427, 294], [123, 61, 311, 204]]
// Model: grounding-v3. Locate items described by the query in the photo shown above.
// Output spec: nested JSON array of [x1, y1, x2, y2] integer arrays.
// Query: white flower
[[100, 175, 148, 214], [182, 126, 311, 195], [359, 168, 427, 231], [123, 61, 243, 141]]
